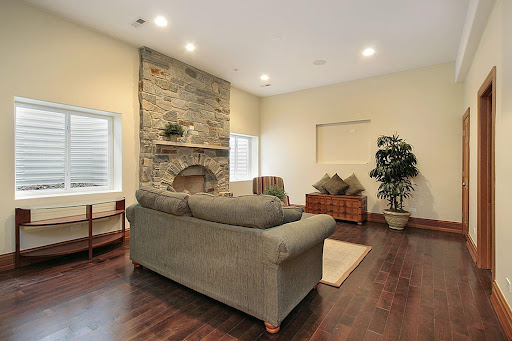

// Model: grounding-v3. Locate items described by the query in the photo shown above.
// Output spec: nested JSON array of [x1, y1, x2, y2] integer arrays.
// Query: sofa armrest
[[261, 214, 336, 264], [126, 204, 140, 223]]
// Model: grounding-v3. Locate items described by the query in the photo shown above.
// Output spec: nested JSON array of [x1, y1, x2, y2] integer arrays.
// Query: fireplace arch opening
[[172, 165, 216, 194], [161, 154, 226, 194]]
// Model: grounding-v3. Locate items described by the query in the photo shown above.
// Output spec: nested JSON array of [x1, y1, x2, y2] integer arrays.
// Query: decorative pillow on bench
[[344, 173, 365, 195], [312, 173, 331, 193], [323, 173, 349, 195]]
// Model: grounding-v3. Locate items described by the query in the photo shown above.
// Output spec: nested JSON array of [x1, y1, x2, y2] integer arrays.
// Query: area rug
[[321, 239, 372, 287]]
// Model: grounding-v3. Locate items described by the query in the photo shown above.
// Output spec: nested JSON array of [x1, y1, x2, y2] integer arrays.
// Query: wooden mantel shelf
[[153, 140, 230, 150]]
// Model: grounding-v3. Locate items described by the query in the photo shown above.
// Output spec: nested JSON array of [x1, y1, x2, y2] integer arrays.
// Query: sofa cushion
[[188, 193, 284, 229], [323, 173, 349, 195], [344, 173, 366, 195], [282, 206, 303, 224], [312, 173, 331, 193], [135, 187, 191, 216]]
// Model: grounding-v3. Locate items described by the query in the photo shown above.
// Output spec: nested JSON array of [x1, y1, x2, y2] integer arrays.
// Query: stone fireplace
[[138, 47, 230, 193]]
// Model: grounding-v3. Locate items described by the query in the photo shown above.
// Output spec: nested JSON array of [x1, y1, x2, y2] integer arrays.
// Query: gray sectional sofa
[[126, 188, 336, 333]]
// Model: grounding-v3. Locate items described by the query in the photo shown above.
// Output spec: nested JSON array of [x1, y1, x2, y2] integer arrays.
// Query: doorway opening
[[476, 66, 496, 276]]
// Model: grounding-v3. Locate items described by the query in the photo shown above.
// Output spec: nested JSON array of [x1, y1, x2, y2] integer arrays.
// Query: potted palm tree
[[369, 134, 419, 230]]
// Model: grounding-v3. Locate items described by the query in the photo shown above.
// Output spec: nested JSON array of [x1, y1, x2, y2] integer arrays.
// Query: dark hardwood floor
[[0, 221, 506, 341]]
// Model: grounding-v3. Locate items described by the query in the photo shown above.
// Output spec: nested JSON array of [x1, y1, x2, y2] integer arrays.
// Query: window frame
[[14, 97, 121, 199], [229, 133, 258, 182]]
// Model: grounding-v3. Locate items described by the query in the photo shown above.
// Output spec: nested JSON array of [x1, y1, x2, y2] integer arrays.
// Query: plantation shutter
[[15, 105, 66, 190], [70, 115, 110, 188], [15, 102, 112, 193], [229, 134, 251, 181]]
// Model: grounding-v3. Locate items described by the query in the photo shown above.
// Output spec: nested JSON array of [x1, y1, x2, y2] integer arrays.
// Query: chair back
[[253, 176, 285, 195]]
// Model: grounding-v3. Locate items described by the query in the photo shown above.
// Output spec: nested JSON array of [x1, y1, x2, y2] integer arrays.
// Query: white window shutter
[[229, 134, 252, 181], [70, 115, 110, 188], [15, 105, 66, 190], [15, 100, 115, 196], [236, 137, 249, 180]]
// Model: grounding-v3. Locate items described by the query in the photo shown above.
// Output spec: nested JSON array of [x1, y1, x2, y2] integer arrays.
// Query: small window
[[15, 98, 121, 198], [229, 133, 258, 181]]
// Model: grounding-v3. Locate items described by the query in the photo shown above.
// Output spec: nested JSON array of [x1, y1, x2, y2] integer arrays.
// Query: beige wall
[[229, 87, 261, 196], [0, 1, 139, 255], [260, 62, 464, 221], [463, 0, 512, 309]]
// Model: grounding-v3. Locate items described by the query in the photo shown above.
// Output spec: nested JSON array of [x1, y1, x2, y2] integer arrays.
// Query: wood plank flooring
[[0, 221, 506, 340]]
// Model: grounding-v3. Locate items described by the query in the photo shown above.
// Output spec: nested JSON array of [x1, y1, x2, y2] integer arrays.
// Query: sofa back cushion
[[188, 194, 284, 229], [136, 187, 191, 216]]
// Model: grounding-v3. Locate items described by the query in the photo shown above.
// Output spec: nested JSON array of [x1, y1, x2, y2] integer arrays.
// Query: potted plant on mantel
[[369, 134, 419, 230], [164, 122, 184, 142]]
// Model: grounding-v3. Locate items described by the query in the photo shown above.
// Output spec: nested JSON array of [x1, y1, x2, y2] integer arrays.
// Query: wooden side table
[[15, 198, 125, 268]]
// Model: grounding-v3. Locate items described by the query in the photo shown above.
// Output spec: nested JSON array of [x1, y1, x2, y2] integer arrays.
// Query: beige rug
[[321, 239, 372, 287]]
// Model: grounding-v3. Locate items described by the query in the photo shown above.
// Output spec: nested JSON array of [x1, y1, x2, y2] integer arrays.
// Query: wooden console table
[[305, 193, 367, 225], [15, 198, 125, 268]]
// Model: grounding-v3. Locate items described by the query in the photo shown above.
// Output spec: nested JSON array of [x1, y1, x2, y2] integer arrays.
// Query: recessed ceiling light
[[362, 48, 375, 56], [313, 60, 326, 66], [154, 16, 168, 27], [185, 43, 196, 51], [260, 74, 270, 81]]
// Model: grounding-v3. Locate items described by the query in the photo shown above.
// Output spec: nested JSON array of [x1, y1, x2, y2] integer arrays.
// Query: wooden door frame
[[462, 108, 470, 237], [476, 66, 496, 274]]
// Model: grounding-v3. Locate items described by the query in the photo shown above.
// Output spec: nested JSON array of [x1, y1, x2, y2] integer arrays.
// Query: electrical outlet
[[409, 207, 417, 212], [70, 225, 81, 231], [506, 278, 512, 294], [189, 125, 194, 130]]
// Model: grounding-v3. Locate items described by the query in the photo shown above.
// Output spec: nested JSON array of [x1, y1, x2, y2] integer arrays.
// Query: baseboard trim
[[466, 234, 477, 264], [0, 252, 15, 273], [0, 229, 129, 273], [367, 212, 462, 234], [367, 212, 387, 224], [491, 280, 512, 340]]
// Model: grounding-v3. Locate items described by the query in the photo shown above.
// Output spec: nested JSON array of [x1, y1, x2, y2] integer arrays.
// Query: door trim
[[462, 108, 470, 237], [476, 66, 496, 274]]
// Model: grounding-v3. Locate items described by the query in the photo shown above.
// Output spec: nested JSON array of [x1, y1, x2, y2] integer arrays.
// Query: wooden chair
[[252, 176, 290, 206]]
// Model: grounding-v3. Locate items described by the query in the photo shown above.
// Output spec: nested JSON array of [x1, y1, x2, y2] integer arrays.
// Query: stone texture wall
[[138, 47, 230, 191]]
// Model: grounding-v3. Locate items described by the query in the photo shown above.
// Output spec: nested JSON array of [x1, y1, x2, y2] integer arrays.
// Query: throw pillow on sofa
[[323, 173, 349, 195], [282, 206, 304, 224], [188, 193, 284, 229], [313, 173, 331, 193], [136, 187, 192, 216], [344, 174, 365, 195]]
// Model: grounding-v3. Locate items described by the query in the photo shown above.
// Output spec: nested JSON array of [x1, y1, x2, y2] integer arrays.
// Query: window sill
[[15, 188, 122, 201], [229, 179, 253, 183]]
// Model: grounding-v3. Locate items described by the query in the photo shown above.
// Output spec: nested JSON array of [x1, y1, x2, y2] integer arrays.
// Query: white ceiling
[[26, 0, 470, 96]]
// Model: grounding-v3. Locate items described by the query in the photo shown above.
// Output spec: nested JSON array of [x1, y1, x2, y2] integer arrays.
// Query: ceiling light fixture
[[154, 16, 168, 27], [260, 74, 270, 81], [185, 43, 196, 51], [313, 60, 326, 65], [362, 48, 375, 56]]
